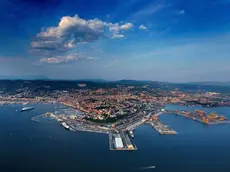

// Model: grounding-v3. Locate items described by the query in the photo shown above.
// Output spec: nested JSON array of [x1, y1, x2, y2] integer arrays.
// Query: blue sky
[[0, 0, 230, 82]]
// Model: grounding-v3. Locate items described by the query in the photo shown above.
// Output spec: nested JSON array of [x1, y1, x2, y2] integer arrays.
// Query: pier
[[147, 111, 178, 135], [31, 112, 55, 122], [149, 119, 178, 135], [109, 130, 137, 151], [125, 119, 147, 131]]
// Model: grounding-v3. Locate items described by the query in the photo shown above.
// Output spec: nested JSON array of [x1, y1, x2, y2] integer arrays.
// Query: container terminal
[[165, 110, 230, 125]]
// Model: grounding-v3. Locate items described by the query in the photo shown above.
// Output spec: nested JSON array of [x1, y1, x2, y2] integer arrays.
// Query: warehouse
[[115, 137, 124, 149]]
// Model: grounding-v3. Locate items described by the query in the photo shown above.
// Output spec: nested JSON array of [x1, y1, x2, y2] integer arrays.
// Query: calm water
[[1, 104, 230, 172]]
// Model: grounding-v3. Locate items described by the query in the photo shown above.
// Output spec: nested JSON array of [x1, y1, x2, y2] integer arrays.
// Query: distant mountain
[[116, 80, 161, 85], [0, 75, 50, 80], [77, 78, 108, 83], [116, 80, 230, 87], [115, 80, 230, 93], [188, 82, 230, 86], [0, 79, 230, 93]]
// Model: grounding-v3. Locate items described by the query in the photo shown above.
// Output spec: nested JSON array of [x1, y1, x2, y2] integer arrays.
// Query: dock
[[149, 119, 178, 135], [109, 130, 137, 151], [125, 119, 147, 131]]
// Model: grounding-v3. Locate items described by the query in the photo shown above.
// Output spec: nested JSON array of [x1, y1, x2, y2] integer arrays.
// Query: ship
[[20, 107, 34, 112], [61, 122, 70, 130], [129, 130, 134, 138]]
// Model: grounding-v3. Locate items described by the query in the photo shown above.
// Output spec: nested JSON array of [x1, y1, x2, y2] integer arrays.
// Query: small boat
[[61, 122, 70, 130], [21, 107, 34, 112], [139, 166, 156, 169], [129, 130, 134, 138]]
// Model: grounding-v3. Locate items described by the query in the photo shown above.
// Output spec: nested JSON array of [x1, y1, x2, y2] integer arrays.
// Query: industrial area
[[170, 110, 230, 125], [28, 103, 230, 151]]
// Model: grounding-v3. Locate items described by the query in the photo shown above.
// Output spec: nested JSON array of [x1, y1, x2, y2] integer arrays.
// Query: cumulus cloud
[[32, 15, 105, 54], [40, 53, 94, 64], [31, 15, 134, 60], [120, 23, 133, 30], [108, 22, 133, 37], [32, 15, 133, 52], [139, 25, 148, 31]]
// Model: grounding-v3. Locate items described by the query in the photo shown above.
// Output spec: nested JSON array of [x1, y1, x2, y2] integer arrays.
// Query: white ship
[[129, 130, 134, 138], [61, 122, 70, 130], [21, 107, 34, 112]]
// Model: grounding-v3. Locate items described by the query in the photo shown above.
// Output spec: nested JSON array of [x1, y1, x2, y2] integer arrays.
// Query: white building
[[115, 137, 124, 149], [161, 108, 165, 112]]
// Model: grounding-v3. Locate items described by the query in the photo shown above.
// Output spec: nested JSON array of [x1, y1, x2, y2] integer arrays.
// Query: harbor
[[2, 102, 230, 172], [30, 106, 230, 151]]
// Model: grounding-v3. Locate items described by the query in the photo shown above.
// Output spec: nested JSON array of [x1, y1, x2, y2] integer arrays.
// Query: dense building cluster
[[1, 82, 230, 123]]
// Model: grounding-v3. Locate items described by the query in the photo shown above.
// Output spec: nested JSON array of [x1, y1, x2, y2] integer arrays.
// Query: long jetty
[[148, 119, 178, 135]]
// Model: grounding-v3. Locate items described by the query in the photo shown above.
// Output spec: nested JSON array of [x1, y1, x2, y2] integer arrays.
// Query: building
[[115, 137, 124, 149]]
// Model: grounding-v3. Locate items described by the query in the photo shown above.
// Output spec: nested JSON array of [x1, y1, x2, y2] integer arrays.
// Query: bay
[[0, 103, 230, 172]]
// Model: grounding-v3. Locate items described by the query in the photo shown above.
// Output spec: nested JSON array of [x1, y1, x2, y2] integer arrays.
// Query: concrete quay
[[109, 130, 137, 151], [125, 119, 147, 131], [149, 119, 178, 135]]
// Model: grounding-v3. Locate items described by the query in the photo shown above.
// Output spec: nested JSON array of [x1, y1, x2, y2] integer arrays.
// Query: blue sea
[[1, 103, 230, 172]]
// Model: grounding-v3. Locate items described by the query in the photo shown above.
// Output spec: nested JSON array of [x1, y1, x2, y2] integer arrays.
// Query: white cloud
[[112, 34, 125, 39], [33, 15, 106, 52], [139, 25, 148, 31], [40, 53, 94, 64], [178, 10, 185, 15], [120, 23, 133, 30], [108, 23, 120, 34], [40, 57, 62, 64], [32, 15, 135, 57], [108, 22, 133, 37]]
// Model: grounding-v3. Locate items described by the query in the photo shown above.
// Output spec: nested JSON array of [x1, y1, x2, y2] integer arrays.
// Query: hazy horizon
[[1, 75, 230, 84]]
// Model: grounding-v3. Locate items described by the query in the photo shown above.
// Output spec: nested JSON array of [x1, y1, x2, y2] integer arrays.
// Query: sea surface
[[1, 103, 230, 172]]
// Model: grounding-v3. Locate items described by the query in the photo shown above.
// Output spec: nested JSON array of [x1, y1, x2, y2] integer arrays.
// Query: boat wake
[[139, 166, 156, 170]]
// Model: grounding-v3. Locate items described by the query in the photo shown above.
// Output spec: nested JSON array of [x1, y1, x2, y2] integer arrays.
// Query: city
[[0, 80, 230, 151]]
